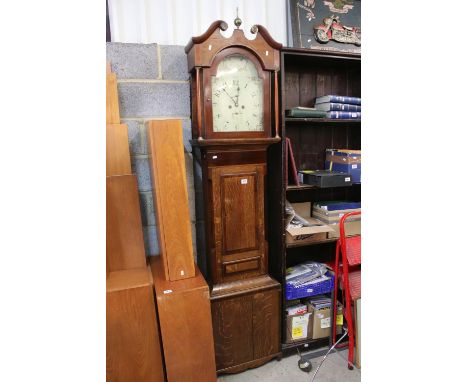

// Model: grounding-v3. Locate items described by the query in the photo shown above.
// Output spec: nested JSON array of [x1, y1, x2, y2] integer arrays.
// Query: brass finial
[[234, 7, 242, 28]]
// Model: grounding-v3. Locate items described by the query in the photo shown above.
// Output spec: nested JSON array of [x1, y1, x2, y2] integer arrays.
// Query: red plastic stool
[[332, 211, 361, 370]]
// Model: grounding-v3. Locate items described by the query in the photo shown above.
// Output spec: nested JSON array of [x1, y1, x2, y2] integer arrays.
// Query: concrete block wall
[[106, 43, 196, 259]]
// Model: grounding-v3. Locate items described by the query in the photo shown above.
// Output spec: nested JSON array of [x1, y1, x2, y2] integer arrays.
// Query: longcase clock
[[185, 18, 282, 373]]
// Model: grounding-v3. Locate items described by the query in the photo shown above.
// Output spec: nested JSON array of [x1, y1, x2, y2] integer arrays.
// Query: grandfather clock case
[[185, 20, 282, 373]]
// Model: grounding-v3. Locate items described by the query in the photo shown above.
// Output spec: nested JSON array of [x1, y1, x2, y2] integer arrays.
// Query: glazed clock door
[[203, 47, 271, 139], [209, 163, 267, 284]]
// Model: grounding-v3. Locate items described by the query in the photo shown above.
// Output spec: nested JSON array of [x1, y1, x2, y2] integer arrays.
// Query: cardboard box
[[284, 312, 313, 344], [355, 298, 361, 368], [325, 149, 361, 183], [286, 202, 334, 245], [308, 303, 344, 340], [336, 303, 343, 335], [327, 220, 361, 239]]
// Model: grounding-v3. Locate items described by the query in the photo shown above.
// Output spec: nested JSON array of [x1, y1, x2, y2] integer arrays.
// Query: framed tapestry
[[287, 0, 361, 54]]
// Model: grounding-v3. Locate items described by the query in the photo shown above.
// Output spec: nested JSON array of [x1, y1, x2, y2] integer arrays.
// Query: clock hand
[[222, 88, 238, 106]]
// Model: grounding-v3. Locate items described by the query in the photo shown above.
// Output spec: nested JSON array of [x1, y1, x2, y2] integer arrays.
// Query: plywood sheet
[[106, 63, 120, 124], [150, 256, 216, 382], [107, 175, 146, 272], [106, 123, 131, 176], [107, 266, 165, 382], [147, 120, 195, 281]]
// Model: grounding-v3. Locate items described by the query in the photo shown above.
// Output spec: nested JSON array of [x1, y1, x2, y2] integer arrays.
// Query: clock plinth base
[[210, 276, 281, 374]]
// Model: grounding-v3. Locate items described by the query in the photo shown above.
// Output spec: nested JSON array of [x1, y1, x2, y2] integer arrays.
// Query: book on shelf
[[285, 137, 300, 186], [315, 95, 361, 105], [327, 111, 361, 119], [286, 107, 327, 118], [315, 102, 361, 112]]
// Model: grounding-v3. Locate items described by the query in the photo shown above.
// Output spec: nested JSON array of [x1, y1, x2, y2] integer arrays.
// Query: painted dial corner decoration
[[211, 54, 264, 132]]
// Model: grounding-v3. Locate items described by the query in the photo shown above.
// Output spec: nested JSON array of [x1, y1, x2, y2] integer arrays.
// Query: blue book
[[327, 111, 361, 119], [315, 95, 361, 105], [315, 102, 361, 112]]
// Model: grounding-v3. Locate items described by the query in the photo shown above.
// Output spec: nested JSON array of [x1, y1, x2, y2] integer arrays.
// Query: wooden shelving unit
[[266, 48, 361, 353], [281, 337, 329, 352], [285, 117, 361, 124], [286, 182, 360, 192], [285, 238, 338, 249]]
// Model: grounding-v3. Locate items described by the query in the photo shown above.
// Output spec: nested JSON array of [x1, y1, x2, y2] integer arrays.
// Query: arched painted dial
[[211, 54, 264, 132]]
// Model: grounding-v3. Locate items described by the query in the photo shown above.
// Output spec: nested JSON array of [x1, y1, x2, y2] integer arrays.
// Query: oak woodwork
[[150, 256, 217, 382], [211, 283, 281, 372], [211, 274, 281, 301], [106, 124, 131, 176], [106, 175, 147, 272], [106, 267, 165, 382], [211, 295, 254, 370], [147, 119, 195, 281], [253, 289, 281, 359], [187, 21, 283, 373], [106, 63, 120, 124], [209, 163, 266, 284]]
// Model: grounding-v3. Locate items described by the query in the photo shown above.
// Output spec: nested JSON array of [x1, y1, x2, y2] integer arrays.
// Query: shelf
[[285, 117, 360, 124], [281, 337, 330, 351], [282, 46, 361, 60], [286, 183, 360, 192], [286, 238, 338, 249]]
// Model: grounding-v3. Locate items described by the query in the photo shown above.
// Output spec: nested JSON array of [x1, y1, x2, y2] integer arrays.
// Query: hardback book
[[315, 95, 361, 105], [286, 107, 327, 118], [327, 111, 361, 119], [285, 137, 300, 186], [315, 102, 361, 112]]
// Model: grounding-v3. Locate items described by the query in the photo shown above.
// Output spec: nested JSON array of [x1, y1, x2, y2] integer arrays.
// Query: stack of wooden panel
[[106, 62, 216, 381], [106, 63, 165, 382]]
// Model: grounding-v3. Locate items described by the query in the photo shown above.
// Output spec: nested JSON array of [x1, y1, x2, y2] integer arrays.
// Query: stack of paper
[[313, 201, 361, 225], [286, 262, 328, 288]]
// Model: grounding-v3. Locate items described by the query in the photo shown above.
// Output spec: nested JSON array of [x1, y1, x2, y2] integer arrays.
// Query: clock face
[[211, 54, 264, 132]]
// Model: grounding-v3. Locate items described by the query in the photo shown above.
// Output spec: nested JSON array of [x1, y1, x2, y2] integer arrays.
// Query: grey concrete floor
[[217, 350, 360, 382]]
